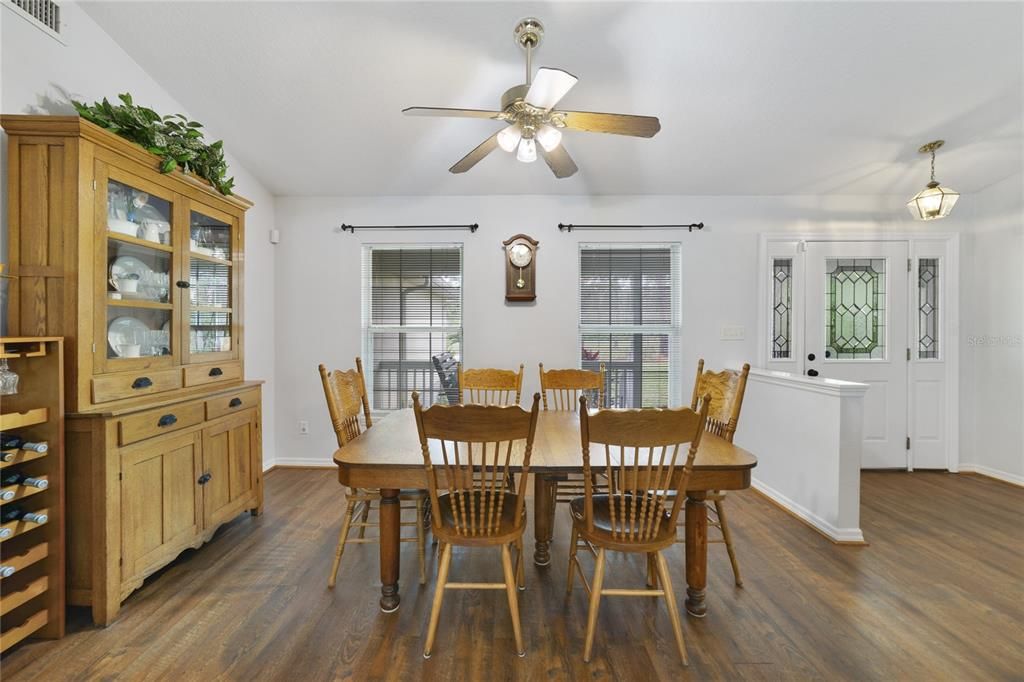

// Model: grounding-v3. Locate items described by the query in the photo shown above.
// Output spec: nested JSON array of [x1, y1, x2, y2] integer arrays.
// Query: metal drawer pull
[[209, 367, 224, 377], [229, 397, 242, 408], [157, 414, 178, 427], [197, 472, 212, 485], [132, 377, 153, 389]]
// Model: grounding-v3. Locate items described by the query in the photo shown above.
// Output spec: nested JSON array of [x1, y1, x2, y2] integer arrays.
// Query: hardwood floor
[[2, 470, 1021, 680]]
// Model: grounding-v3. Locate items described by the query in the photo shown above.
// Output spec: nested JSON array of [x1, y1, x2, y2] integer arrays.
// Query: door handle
[[197, 472, 212, 485], [807, 353, 816, 361], [807, 369, 819, 377], [176, 280, 191, 289]]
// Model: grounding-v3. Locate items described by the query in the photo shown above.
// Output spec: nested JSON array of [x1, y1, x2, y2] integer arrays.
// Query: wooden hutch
[[2, 115, 264, 625]]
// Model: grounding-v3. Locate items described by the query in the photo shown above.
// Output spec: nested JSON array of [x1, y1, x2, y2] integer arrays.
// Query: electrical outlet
[[721, 325, 745, 341], [298, 420, 310, 435]]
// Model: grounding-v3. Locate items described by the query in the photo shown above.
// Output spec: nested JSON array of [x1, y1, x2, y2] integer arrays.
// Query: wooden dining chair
[[458, 363, 524, 406], [566, 396, 710, 664], [538, 363, 608, 510], [412, 391, 541, 659], [676, 359, 751, 587], [318, 359, 428, 588]]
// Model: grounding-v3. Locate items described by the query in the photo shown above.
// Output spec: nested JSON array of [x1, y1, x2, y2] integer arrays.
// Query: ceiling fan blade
[[525, 67, 578, 111], [558, 111, 661, 138], [449, 132, 500, 174], [539, 144, 578, 179], [403, 107, 503, 119]]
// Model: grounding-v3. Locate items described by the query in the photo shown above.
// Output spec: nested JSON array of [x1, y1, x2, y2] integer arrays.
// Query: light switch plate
[[721, 325, 745, 341]]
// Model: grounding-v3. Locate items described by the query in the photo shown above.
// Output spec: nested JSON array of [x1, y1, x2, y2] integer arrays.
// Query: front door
[[804, 241, 909, 469]]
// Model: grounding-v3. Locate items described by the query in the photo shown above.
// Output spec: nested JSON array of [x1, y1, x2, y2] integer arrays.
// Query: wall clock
[[503, 234, 539, 302]]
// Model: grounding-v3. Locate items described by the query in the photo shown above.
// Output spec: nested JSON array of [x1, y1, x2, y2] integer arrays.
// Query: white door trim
[[757, 232, 960, 472]]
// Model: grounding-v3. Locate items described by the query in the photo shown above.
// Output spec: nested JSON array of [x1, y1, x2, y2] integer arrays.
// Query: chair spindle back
[[413, 392, 540, 537], [579, 397, 710, 542], [318, 358, 372, 448], [689, 360, 750, 443], [539, 363, 605, 411], [458, 363, 524, 406]]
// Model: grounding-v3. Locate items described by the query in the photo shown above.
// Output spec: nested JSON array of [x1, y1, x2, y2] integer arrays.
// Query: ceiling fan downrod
[[514, 17, 544, 86]]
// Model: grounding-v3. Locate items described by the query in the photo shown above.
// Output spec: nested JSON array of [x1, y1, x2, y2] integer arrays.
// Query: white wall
[[1, 1, 278, 466], [959, 173, 1024, 484], [272, 193, 959, 466]]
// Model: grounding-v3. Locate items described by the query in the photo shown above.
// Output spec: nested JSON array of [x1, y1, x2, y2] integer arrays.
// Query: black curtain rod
[[558, 222, 705, 233], [338, 223, 478, 233]]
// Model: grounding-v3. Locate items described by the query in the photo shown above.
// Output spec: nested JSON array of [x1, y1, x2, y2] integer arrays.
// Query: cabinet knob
[[229, 397, 242, 408], [197, 472, 212, 485], [176, 280, 191, 289], [157, 414, 178, 427], [132, 377, 153, 389], [209, 367, 224, 377]]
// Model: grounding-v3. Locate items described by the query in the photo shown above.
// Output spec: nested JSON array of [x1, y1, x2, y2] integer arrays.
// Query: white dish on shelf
[[108, 218, 139, 237], [110, 256, 154, 283], [108, 316, 151, 358]]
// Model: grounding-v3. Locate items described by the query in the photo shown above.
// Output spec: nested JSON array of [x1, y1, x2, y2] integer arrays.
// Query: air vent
[[5, 0, 63, 41]]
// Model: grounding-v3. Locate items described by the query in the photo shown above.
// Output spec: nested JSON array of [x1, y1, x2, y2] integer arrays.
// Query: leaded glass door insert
[[825, 258, 886, 359]]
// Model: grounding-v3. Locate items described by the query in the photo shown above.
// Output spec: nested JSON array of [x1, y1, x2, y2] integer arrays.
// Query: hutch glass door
[[185, 203, 238, 363], [98, 164, 176, 372]]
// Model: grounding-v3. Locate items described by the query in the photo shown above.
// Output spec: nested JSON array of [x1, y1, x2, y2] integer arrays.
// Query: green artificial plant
[[72, 93, 235, 195]]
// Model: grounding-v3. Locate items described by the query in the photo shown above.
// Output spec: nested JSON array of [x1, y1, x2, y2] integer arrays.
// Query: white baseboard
[[267, 457, 335, 469], [958, 464, 1024, 487], [751, 477, 865, 543]]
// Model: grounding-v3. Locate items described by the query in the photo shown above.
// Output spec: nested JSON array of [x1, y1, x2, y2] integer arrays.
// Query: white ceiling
[[82, 1, 1022, 197]]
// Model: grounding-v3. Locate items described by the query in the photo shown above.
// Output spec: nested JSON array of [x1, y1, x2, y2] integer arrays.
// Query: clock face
[[508, 243, 533, 268]]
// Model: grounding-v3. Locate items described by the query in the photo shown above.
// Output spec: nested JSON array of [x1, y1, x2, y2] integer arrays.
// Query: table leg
[[684, 492, 708, 618], [379, 488, 401, 613], [533, 474, 555, 566]]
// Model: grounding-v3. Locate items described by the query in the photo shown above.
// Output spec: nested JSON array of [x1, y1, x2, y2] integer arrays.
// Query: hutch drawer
[[205, 388, 260, 421], [92, 369, 183, 404], [118, 401, 206, 446], [183, 362, 242, 388]]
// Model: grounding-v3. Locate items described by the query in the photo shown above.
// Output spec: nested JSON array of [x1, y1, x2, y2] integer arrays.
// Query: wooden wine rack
[[0, 337, 65, 652]]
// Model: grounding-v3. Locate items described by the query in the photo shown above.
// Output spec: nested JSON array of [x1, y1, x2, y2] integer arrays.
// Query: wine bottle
[[1, 473, 47, 489], [0, 528, 12, 539], [0, 489, 14, 501], [0, 507, 47, 524], [21, 442, 48, 453], [0, 435, 23, 450], [1, 450, 17, 462], [0, 565, 15, 578]]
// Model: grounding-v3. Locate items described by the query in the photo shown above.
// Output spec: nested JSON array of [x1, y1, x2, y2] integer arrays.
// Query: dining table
[[333, 408, 757, 617]]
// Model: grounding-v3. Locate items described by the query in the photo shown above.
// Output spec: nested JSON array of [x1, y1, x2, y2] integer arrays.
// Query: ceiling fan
[[403, 18, 661, 179]]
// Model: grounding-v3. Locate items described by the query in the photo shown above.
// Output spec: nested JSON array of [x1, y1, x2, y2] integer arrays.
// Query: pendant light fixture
[[907, 140, 959, 221]]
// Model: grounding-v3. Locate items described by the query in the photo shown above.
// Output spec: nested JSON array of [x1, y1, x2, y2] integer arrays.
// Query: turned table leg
[[533, 474, 556, 566], [379, 488, 401, 612], [685, 491, 708, 618]]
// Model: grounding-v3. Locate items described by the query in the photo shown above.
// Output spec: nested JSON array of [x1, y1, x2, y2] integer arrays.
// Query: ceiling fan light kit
[[907, 140, 959, 221], [403, 17, 661, 179]]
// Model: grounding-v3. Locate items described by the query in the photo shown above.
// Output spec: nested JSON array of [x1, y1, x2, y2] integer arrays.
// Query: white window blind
[[578, 244, 682, 408], [362, 245, 463, 410]]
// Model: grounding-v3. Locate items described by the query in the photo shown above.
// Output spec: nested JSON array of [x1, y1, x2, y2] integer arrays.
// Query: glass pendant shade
[[497, 124, 522, 153], [535, 124, 562, 152], [907, 181, 960, 221], [516, 137, 537, 163]]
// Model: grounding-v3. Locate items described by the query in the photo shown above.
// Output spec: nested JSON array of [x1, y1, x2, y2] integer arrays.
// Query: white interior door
[[804, 241, 909, 469]]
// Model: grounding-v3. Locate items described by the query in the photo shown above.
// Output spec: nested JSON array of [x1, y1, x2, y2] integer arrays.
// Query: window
[[578, 244, 681, 408], [362, 245, 463, 410], [825, 258, 886, 359], [918, 258, 939, 359], [771, 258, 793, 359]]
